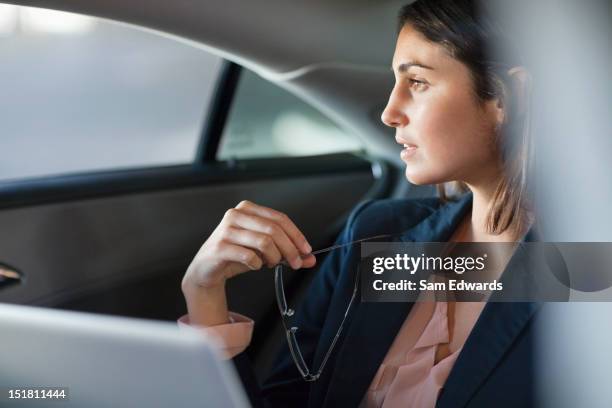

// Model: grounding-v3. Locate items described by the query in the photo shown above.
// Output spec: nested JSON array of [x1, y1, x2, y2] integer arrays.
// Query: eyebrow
[[393, 61, 434, 73]]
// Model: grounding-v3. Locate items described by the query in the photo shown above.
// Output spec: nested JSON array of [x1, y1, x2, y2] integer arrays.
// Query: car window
[[217, 69, 363, 160], [0, 5, 223, 182]]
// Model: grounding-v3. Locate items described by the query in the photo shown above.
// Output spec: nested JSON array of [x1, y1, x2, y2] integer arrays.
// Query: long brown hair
[[398, 0, 534, 237]]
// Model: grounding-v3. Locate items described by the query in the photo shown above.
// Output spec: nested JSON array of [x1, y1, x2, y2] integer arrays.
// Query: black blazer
[[233, 193, 544, 408]]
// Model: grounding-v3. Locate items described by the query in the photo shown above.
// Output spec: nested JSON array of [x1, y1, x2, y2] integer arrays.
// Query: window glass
[[0, 5, 222, 182], [217, 69, 363, 160]]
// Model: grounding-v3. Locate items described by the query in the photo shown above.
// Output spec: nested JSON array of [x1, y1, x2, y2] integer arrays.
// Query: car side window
[[217, 69, 363, 160], [0, 5, 222, 182]]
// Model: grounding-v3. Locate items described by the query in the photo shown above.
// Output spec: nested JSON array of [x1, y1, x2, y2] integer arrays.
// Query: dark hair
[[398, 0, 533, 237]]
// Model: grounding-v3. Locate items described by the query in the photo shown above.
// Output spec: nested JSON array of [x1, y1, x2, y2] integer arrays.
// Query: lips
[[395, 136, 417, 149], [396, 136, 418, 160]]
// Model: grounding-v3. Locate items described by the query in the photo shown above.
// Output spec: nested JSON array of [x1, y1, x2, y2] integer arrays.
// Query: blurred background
[[0, 4, 361, 182]]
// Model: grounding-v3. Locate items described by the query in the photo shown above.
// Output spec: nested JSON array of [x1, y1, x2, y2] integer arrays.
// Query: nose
[[381, 88, 409, 128]]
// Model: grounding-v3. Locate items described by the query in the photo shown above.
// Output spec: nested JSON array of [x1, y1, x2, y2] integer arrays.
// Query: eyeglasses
[[274, 233, 397, 382]]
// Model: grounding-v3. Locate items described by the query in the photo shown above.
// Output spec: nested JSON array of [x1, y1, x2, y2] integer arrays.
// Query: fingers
[[223, 227, 283, 267], [300, 253, 317, 269], [236, 200, 312, 254], [222, 203, 311, 270], [222, 227, 317, 269], [214, 241, 263, 271]]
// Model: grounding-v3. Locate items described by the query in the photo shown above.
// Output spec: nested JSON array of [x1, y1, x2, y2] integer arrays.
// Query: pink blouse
[[178, 300, 486, 408]]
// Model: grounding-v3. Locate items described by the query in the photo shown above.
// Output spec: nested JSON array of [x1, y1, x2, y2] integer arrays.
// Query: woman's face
[[382, 24, 502, 186]]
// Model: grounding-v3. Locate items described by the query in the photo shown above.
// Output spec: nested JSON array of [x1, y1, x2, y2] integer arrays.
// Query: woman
[[180, 0, 538, 406]]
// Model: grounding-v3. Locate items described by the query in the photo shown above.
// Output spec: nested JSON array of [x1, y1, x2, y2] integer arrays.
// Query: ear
[[487, 66, 531, 129], [491, 92, 505, 128]]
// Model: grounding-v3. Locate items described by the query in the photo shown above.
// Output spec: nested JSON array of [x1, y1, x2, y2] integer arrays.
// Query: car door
[[0, 5, 392, 373]]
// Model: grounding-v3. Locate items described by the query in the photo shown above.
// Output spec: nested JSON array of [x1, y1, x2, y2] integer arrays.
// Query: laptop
[[0, 303, 251, 408]]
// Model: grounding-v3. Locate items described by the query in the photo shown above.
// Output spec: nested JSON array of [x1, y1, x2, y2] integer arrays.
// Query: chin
[[404, 167, 448, 186], [404, 168, 432, 185]]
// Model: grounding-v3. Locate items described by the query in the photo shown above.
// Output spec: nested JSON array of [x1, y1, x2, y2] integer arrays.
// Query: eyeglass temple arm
[[277, 233, 396, 267]]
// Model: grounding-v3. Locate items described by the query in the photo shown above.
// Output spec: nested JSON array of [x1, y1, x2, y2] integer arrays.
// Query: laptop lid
[[0, 303, 251, 408]]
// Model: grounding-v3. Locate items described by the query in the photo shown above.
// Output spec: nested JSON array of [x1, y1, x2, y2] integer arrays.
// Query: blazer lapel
[[320, 194, 473, 408], [320, 301, 415, 408], [436, 300, 540, 408], [436, 229, 544, 408]]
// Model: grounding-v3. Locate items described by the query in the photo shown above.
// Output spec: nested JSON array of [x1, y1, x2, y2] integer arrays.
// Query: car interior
[[0, 0, 436, 378]]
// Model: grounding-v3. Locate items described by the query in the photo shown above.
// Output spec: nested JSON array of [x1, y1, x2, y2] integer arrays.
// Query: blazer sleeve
[[229, 200, 375, 408]]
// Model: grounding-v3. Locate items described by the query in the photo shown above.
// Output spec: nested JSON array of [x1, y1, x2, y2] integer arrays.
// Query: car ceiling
[[6, 0, 411, 166]]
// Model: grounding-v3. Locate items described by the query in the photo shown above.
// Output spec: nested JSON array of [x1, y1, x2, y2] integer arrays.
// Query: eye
[[409, 78, 429, 92]]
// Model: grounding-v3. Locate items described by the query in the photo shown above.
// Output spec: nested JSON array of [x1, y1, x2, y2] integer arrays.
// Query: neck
[[468, 183, 497, 240], [462, 174, 518, 243]]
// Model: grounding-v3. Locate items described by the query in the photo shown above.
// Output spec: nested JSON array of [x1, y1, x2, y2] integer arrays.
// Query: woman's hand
[[181, 200, 316, 326]]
